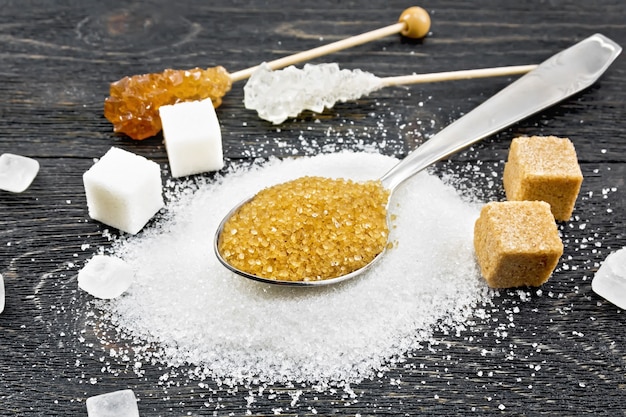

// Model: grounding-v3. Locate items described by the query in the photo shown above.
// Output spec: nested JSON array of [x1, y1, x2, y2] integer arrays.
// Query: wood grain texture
[[0, 0, 625, 415]]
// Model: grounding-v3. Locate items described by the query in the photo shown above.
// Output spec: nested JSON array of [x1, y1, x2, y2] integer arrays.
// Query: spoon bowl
[[215, 33, 621, 287]]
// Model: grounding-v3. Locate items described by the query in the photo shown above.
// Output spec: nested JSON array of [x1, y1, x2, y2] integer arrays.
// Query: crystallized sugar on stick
[[104, 66, 232, 140], [244, 63, 383, 124], [102, 7, 432, 138], [83, 147, 164, 235], [97, 152, 491, 386], [503, 136, 583, 221]]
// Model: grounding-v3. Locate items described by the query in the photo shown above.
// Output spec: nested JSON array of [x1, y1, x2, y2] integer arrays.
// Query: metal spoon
[[215, 33, 621, 286]]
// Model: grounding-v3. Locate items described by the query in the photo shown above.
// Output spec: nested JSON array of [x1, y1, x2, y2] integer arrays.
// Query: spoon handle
[[380, 33, 622, 191]]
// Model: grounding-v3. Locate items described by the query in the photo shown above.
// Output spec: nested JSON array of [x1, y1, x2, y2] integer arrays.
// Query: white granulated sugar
[[96, 152, 490, 386]]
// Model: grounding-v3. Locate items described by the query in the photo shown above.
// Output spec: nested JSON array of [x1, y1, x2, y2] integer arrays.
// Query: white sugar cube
[[83, 147, 164, 234], [0, 153, 40, 193], [0, 273, 5, 314], [78, 255, 134, 299], [592, 247, 626, 309], [159, 98, 224, 178], [86, 389, 139, 417]]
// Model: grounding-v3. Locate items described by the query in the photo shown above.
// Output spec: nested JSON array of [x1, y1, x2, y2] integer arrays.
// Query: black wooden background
[[1, 1, 625, 415]]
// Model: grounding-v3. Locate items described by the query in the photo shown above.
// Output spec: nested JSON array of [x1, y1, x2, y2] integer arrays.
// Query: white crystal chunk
[[0, 153, 40, 193], [78, 255, 134, 299], [86, 389, 139, 417], [592, 247, 626, 309], [244, 63, 383, 124], [159, 98, 224, 178]]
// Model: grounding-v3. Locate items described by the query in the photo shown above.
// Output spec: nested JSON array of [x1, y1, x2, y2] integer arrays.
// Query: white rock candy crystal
[[86, 389, 139, 417], [0, 153, 40, 193], [78, 255, 134, 299], [244, 63, 383, 124], [592, 247, 626, 309]]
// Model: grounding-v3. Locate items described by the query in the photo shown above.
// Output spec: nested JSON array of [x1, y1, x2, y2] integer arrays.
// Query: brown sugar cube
[[503, 136, 583, 221], [473, 201, 563, 288]]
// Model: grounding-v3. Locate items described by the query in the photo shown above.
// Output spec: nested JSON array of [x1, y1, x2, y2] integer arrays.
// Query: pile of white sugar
[[93, 152, 491, 387]]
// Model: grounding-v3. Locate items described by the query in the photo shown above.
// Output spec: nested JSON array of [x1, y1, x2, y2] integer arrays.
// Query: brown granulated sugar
[[218, 176, 390, 281]]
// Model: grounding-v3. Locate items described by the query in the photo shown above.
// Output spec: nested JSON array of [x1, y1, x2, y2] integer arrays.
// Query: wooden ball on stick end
[[399, 6, 431, 39]]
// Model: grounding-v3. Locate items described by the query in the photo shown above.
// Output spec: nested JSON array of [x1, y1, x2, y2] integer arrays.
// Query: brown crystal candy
[[104, 66, 232, 140]]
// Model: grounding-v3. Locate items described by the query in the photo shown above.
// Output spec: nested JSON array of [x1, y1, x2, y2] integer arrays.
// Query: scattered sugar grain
[[0, 273, 4, 314], [96, 152, 491, 386]]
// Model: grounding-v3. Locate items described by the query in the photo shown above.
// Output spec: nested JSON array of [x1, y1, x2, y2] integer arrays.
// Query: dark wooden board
[[0, 1, 625, 415]]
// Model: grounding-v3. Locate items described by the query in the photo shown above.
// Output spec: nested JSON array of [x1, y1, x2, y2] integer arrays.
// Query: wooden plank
[[0, 0, 624, 415]]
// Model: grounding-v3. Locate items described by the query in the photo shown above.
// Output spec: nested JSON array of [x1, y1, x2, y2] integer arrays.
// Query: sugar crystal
[[159, 98, 224, 177], [104, 66, 232, 140], [86, 389, 139, 417], [244, 63, 383, 124], [503, 136, 583, 221], [78, 255, 134, 299], [0, 273, 4, 314], [83, 147, 164, 235], [592, 247, 626, 309], [0, 153, 39, 193]]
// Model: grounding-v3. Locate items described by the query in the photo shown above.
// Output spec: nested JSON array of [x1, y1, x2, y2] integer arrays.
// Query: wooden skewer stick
[[229, 6, 431, 82], [379, 64, 539, 88]]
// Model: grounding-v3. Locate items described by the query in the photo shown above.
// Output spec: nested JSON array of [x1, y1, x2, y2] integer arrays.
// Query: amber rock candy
[[104, 66, 232, 140], [218, 176, 390, 282]]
